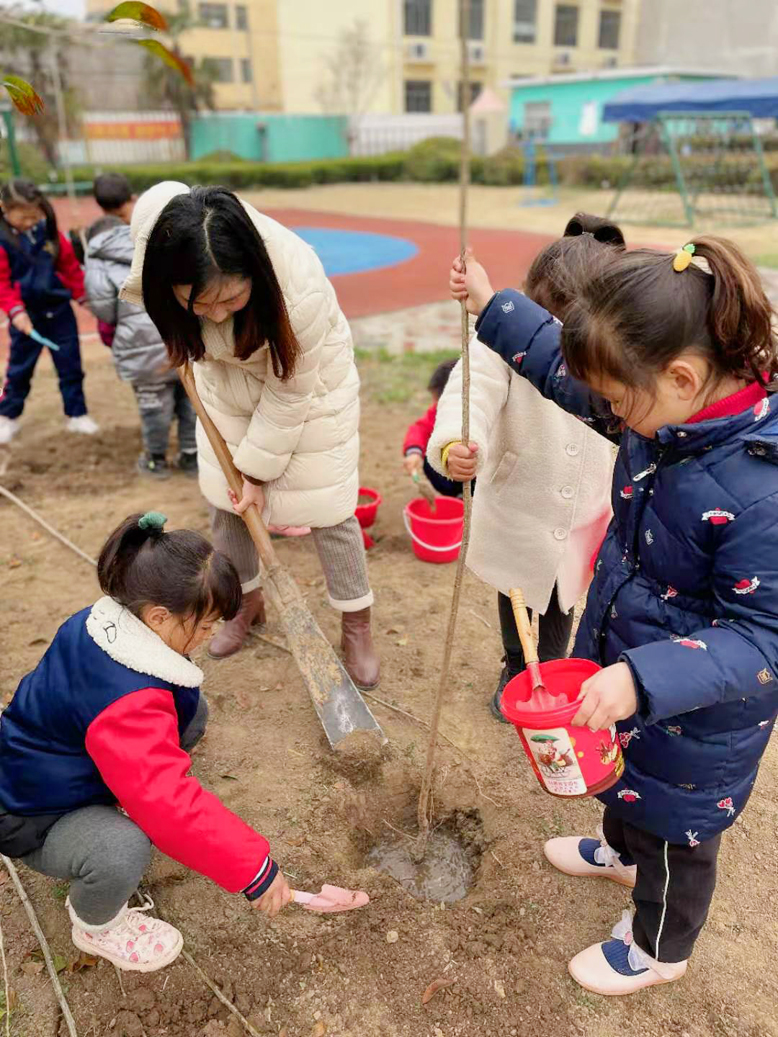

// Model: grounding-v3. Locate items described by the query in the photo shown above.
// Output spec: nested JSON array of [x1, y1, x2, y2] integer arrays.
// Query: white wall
[[634, 0, 778, 76]]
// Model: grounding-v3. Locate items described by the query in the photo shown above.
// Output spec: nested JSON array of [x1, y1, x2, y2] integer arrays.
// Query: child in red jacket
[[403, 358, 464, 497], [0, 511, 290, 971], [0, 180, 98, 444]]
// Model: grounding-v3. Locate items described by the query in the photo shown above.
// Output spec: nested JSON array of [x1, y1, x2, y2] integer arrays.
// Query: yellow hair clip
[[673, 243, 696, 272]]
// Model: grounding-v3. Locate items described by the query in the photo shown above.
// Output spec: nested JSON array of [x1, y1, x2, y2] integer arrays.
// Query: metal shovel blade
[[293, 884, 370, 913]]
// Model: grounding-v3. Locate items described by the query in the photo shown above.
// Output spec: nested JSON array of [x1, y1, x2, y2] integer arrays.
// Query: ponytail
[[525, 211, 626, 320], [690, 236, 776, 384], [0, 179, 60, 261], [563, 212, 625, 247], [97, 512, 242, 624], [560, 234, 778, 391]]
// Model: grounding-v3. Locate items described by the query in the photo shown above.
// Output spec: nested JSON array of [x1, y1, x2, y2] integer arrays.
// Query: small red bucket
[[403, 497, 464, 564], [355, 487, 382, 528], [501, 659, 624, 798], [355, 487, 382, 550]]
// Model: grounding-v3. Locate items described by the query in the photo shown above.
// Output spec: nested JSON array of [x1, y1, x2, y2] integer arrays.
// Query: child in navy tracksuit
[[0, 180, 98, 444], [402, 358, 463, 497], [0, 513, 291, 972], [451, 237, 778, 995]]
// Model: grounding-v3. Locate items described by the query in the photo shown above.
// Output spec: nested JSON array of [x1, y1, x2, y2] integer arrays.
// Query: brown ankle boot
[[208, 589, 266, 660], [340, 607, 380, 690]]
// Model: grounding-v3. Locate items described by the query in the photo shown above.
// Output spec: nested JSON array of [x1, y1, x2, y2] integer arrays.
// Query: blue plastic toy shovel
[[29, 327, 59, 351]]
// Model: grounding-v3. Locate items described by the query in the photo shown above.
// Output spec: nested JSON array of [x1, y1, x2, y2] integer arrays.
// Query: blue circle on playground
[[295, 227, 418, 276]]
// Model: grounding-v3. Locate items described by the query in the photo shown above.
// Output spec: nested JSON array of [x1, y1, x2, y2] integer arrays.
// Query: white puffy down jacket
[[121, 182, 360, 527]]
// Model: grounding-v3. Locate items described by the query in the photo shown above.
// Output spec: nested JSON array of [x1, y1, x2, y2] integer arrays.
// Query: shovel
[[292, 884, 370, 913], [509, 587, 546, 693], [179, 363, 385, 752], [411, 470, 437, 512]]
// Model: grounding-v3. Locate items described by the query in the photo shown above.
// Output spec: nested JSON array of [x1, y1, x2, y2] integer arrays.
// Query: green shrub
[[403, 136, 462, 182], [0, 142, 52, 184]]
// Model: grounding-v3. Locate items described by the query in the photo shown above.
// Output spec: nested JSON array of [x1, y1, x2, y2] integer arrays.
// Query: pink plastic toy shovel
[[292, 884, 370, 913]]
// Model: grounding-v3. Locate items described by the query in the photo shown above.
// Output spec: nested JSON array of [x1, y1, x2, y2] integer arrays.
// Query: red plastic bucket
[[355, 487, 382, 550], [403, 497, 464, 564], [501, 659, 624, 798], [355, 487, 382, 529]]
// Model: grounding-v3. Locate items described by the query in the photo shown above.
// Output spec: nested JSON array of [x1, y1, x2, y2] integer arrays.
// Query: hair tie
[[138, 511, 167, 532], [673, 243, 696, 272]]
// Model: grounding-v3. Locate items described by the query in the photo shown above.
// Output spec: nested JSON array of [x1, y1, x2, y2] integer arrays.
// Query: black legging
[[497, 583, 573, 673]]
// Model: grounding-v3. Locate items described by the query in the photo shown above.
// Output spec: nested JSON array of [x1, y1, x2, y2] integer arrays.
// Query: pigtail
[[97, 513, 164, 604], [38, 192, 60, 263], [691, 236, 777, 384], [96, 512, 242, 624]]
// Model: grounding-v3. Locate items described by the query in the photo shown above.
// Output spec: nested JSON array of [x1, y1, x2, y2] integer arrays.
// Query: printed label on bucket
[[522, 727, 587, 797]]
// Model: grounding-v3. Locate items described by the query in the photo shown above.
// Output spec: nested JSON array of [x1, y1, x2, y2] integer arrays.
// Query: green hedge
[[53, 138, 531, 192], [45, 134, 778, 197], [61, 152, 408, 193]]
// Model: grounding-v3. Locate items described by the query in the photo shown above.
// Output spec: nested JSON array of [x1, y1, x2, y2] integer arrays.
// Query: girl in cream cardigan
[[428, 215, 619, 719]]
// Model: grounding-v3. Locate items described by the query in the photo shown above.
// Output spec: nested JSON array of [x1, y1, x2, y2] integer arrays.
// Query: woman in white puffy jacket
[[429, 214, 619, 719], [120, 182, 378, 687]]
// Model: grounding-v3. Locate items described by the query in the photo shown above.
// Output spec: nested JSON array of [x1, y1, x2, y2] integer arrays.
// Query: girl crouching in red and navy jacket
[[0, 512, 290, 972], [0, 180, 98, 444]]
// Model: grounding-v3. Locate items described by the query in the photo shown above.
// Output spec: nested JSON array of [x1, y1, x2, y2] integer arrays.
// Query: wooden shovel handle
[[509, 587, 539, 668], [178, 362, 279, 572]]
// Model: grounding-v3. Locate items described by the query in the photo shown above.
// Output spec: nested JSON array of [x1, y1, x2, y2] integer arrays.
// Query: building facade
[[505, 67, 728, 150], [633, 0, 778, 79], [84, 0, 641, 114]]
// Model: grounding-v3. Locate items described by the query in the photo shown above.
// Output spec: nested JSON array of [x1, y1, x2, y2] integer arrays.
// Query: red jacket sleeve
[[55, 233, 85, 302], [85, 687, 271, 894], [0, 246, 23, 317], [403, 403, 438, 455]]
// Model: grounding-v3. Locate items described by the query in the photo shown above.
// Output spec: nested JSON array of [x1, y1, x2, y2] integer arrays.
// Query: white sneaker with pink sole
[[68, 895, 183, 972]]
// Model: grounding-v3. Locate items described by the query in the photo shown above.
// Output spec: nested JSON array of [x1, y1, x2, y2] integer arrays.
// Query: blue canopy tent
[[602, 77, 778, 123], [600, 77, 778, 227]]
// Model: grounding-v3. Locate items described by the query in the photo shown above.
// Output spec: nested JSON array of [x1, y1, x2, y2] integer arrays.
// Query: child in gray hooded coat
[[85, 216, 197, 479]]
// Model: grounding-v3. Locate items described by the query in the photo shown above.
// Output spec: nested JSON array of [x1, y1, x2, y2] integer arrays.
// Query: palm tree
[[0, 5, 78, 166], [143, 11, 217, 159]]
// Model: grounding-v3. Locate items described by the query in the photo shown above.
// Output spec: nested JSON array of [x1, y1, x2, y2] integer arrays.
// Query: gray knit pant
[[211, 508, 373, 611], [20, 695, 209, 925], [133, 380, 197, 459]]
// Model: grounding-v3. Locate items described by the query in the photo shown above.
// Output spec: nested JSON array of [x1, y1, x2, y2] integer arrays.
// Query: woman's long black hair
[[142, 186, 300, 380], [0, 179, 60, 261]]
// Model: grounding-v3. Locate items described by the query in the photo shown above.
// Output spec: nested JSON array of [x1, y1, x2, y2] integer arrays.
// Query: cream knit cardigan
[[427, 335, 614, 615], [121, 181, 360, 528]]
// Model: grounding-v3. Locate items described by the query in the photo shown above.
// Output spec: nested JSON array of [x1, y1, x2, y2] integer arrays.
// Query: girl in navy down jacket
[[450, 237, 778, 996], [0, 512, 291, 972], [0, 180, 98, 444]]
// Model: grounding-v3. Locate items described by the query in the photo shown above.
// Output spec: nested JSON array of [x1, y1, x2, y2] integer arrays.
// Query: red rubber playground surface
[[52, 196, 552, 321], [265, 209, 554, 318]]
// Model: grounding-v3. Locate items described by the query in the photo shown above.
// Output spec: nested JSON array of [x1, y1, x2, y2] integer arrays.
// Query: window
[[404, 0, 431, 37], [513, 0, 537, 43], [241, 58, 252, 83], [524, 100, 552, 139], [554, 4, 579, 46], [405, 79, 432, 112], [457, 81, 482, 112], [459, 0, 484, 40], [198, 2, 228, 27], [235, 3, 248, 30], [209, 57, 234, 82], [598, 9, 621, 48]]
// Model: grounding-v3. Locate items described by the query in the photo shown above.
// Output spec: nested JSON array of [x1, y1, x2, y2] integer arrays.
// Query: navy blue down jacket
[[477, 289, 778, 846]]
